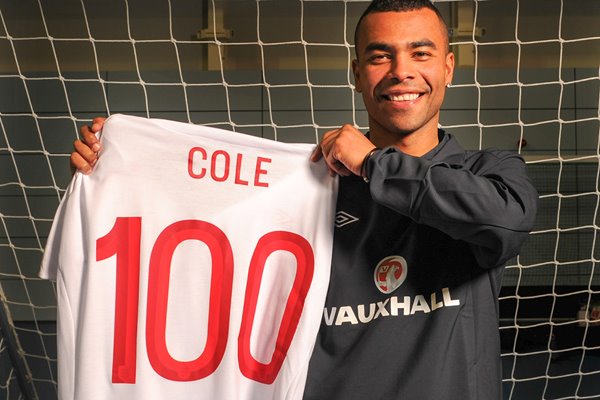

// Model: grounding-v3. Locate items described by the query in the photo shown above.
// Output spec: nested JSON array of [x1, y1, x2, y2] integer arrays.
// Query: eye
[[413, 51, 432, 60], [367, 53, 392, 64]]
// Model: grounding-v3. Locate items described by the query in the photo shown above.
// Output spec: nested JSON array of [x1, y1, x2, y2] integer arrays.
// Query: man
[[72, 1, 538, 399]]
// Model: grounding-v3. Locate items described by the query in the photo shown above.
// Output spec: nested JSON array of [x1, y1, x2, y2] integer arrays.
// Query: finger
[[311, 127, 338, 163], [79, 125, 101, 152], [80, 117, 106, 152], [70, 152, 93, 175], [319, 131, 345, 175], [332, 161, 351, 177], [310, 144, 324, 162], [73, 139, 98, 166], [91, 117, 106, 133], [312, 127, 340, 161], [324, 154, 352, 177]]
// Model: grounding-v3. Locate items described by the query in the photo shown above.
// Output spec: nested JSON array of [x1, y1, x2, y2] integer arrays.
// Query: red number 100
[[96, 217, 314, 385]]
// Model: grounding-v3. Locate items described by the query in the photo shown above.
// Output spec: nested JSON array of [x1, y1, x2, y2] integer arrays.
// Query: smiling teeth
[[388, 93, 419, 101]]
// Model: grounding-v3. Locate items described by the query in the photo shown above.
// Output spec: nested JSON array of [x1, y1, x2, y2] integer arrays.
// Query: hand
[[70, 117, 105, 174], [310, 124, 376, 177]]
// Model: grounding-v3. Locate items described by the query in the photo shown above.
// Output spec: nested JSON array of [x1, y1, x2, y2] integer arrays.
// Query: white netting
[[0, 337, 26, 400], [0, 0, 598, 399]]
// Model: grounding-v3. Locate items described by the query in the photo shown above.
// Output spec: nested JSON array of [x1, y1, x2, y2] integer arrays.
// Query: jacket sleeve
[[366, 147, 539, 269]]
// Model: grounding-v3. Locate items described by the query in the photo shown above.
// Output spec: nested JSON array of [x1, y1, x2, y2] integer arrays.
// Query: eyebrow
[[363, 39, 437, 54], [410, 39, 437, 49], [364, 42, 393, 54]]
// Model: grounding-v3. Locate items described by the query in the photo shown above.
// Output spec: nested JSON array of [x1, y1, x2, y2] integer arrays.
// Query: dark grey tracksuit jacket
[[303, 130, 538, 400]]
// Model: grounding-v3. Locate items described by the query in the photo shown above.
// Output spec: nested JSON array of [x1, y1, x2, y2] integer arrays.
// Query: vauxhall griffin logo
[[374, 256, 407, 294]]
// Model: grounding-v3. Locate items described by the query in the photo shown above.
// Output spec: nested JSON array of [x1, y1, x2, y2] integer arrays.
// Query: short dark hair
[[354, 0, 450, 57]]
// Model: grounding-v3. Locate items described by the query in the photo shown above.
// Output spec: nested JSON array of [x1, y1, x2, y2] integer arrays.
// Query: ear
[[445, 51, 455, 87], [352, 58, 362, 93]]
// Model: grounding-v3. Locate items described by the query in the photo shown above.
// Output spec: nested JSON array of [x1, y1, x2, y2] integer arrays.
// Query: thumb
[[310, 144, 323, 162]]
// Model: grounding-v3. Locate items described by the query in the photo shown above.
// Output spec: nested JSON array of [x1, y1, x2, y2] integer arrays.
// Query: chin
[[388, 123, 422, 136]]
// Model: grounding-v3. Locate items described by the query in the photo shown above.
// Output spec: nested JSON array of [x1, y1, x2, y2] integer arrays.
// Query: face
[[353, 8, 454, 143]]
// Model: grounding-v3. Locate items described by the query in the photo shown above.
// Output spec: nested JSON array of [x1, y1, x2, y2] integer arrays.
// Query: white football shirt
[[40, 114, 337, 400]]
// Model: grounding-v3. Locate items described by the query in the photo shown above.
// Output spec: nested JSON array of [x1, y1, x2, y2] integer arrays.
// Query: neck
[[369, 127, 440, 157]]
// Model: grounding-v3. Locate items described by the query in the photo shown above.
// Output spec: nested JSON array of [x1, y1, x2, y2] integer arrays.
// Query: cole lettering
[[187, 146, 271, 187]]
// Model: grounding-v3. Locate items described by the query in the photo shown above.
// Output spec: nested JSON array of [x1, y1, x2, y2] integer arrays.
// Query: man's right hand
[[70, 117, 105, 174], [310, 124, 376, 178]]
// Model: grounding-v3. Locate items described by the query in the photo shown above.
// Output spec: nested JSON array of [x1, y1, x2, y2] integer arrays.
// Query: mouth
[[381, 93, 421, 102]]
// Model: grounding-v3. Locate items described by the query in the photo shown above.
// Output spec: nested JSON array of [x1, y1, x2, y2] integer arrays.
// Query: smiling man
[[71, 1, 538, 399], [311, 0, 454, 170], [355, 5, 453, 151], [304, 1, 538, 399]]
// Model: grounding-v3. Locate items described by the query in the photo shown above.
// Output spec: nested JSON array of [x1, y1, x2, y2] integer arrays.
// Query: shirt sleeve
[[366, 147, 539, 269], [39, 173, 85, 281]]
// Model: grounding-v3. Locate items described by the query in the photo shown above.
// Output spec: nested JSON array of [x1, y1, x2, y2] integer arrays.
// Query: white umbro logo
[[335, 211, 359, 227]]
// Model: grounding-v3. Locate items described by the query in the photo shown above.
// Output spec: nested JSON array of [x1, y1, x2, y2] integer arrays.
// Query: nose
[[388, 55, 413, 82]]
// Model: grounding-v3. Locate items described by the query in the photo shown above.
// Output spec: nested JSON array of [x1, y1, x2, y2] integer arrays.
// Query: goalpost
[[0, 0, 598, 399]]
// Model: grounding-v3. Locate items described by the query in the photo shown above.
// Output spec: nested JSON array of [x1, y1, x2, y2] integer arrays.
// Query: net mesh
[[0, 0, 599, 399]]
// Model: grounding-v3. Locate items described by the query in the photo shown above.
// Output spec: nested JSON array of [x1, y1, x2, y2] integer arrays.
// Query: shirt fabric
[[40, 114, 338, 400], [303, 130, 538, 400]]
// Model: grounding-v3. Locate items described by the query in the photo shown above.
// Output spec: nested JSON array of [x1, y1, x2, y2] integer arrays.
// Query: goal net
[[0, 0, 598, 399]]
